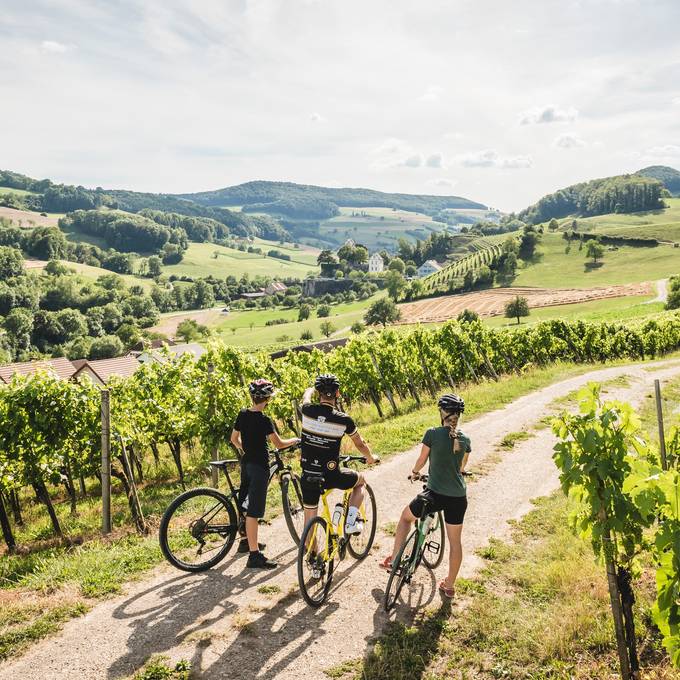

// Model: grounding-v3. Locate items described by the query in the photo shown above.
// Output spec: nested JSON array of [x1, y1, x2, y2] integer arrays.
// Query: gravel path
[[3, 359, 680, 680]]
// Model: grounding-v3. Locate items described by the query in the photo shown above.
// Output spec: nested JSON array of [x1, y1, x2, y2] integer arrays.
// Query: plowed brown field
[[398, 282, 653, 323]]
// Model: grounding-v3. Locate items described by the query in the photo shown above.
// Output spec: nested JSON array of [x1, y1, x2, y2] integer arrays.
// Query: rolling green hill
[[637, 165, 680, 197]]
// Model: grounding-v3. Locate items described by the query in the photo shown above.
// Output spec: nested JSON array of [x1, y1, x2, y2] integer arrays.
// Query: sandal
[[439, 580, 455, 599], [379, 555, 393, 571]]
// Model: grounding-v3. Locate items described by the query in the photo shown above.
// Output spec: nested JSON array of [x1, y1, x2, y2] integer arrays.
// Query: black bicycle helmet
[[249, 378, 276, 399], [437, 393, 465, 414], [314, 373, 340, 397]]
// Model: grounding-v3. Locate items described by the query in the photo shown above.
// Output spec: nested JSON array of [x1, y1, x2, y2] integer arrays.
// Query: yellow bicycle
[[296, 455, 377, 607]]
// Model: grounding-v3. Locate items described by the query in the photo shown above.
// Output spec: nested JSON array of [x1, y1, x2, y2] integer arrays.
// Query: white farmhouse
[[417, 259, 442, 278], [368, 253, 384, 273]]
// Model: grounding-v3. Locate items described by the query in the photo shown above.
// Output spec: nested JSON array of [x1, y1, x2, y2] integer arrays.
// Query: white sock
[[346, 506, 360, 525]]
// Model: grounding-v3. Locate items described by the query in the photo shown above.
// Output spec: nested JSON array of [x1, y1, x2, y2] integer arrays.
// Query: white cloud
[[458, 149, 532, 169], [553, 133, 586, 149], [425, 152, 444, 168], [519, 105, 578, 125], [645, 145, 680, 157], [40, 40, 73, 53], [310, 112, 324, 122], [402, 154, 423, 168], [443, 132, 464, 141], [672, 96, 680, 106], [419, 85, 444, 102], [428, 178, 458, 189]]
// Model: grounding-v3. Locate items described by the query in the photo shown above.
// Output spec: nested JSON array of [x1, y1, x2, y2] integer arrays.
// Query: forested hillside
[[637, 165, 680, 196], [179, 180, 487, 219], [519, 174, 666, 224]]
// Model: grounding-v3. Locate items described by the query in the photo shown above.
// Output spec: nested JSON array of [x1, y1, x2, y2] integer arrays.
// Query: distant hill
[[637, 165, 680, 197], [178, 180, 487, 220], [519, 173, 665, 224]]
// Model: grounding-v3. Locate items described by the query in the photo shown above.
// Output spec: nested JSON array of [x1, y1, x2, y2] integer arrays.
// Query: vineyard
[[420, 237, 505, 295], [3, 314, 680, 554]]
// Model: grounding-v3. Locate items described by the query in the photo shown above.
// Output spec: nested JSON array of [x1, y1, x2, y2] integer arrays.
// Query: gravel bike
[[297, 455, 377, 607], [159, 443, 304, 572], [383, 473, 445, 611]]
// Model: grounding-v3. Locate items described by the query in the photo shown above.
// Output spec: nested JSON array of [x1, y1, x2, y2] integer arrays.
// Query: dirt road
[[3, 360, 679, 680]]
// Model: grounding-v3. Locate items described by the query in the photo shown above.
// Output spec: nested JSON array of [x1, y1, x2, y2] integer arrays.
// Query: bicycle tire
[[297, 516, 334, 607], [347, 482, 377, 560], [384, 529, 419, 612], [159, 487, 238, 572], [422, 511, 445, 569], [281, 472, 305, 545]]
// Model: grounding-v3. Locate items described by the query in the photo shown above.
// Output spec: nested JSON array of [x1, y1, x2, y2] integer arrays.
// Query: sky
[[1, 0, 679, 212]]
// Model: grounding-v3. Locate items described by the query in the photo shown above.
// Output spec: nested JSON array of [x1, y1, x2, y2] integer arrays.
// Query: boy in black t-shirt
[[230, 379, 299, 569]]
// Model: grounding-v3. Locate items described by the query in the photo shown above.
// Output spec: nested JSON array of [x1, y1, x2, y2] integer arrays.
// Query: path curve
[[3, 359, 680, 680], [646, 278, 669, 304]]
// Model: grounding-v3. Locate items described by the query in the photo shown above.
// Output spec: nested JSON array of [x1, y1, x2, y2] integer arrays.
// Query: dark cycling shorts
[[409, 488, 467, 525], [301, 468, 359, 507], [238, 462, 269, 519]]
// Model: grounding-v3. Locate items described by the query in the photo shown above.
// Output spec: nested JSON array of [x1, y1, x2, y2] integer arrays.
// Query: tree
[[317, 249, 337, 266], [519, 227, 540, 260], [388, 257, 405, 274], [364, 298, 401, 327], [89, 335, 124, 359], [177, 319, 209, 343], [585, 239, 604, 263], [457, 309, 480, 324], [147, 256, 162, 278], [300, 329, 313, 341], [350, 321, 365, 334], [386, 270, 406, 301], [548, 218, 559, 232], [320, 320, 336, 338], [0, 246, 24, 278], [504, 296, 530, 324], [298, 304, 311, 321], [317, 304, 331, 318]]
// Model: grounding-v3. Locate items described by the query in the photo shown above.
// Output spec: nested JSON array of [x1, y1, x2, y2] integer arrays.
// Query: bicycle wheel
[[422, 512, 445, 569], [297, 517, 334, 607], [384, 528, 419, 612], [159, 487, 238, 572], [347, 482, 377, 560], [281, 472, 305, 545]]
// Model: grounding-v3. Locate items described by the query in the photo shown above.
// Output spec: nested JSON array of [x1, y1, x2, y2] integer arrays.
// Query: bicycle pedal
[[426, 542, 440, 553]]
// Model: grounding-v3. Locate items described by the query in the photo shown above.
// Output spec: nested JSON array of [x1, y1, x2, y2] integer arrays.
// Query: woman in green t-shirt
[[380, 394, 470, 599]]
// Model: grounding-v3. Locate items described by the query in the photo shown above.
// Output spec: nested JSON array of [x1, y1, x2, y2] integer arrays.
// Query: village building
[[417, 259, 442, 278], [368, 253, 384, 273]]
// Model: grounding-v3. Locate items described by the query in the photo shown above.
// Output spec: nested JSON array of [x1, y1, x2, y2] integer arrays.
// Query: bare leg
[[443, 523, 463, 588], [390, 505, 418, 561], [245, 516, 259, 552], [303, 506, 318, 553], [348, 474, 365, 509]]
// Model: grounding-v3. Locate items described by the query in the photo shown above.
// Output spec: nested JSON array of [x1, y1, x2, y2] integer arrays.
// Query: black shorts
[[301, 469, 359, 507], [238, 462, 269, 519], [409, 488, 467, 525]]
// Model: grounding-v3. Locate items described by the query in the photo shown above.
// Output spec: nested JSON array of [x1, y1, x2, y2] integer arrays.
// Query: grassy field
[[163, 241, 318, 279], [0, 186, 36, 197], [567, 197, 680, 242], [512, 232, 680, 288], [214, 295, 378, 346], [58, 260, 154, 291], [485, 292, 663, 327]]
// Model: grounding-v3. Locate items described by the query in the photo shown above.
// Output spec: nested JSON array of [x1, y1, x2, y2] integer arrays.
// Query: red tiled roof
[[0, 357, 77, 383], [74, 356, 140, 383]]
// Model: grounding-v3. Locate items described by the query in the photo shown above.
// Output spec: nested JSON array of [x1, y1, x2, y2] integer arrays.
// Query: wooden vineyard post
[[461, 352, 478, 382], [208, 362, 219, 488], [101, 389, 112, 535], [654, 379, 668, 470], [480, 349, 499, 381]]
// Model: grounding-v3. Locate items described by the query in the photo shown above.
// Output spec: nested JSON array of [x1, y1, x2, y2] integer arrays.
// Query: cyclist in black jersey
[[300, 374, 379, 535]]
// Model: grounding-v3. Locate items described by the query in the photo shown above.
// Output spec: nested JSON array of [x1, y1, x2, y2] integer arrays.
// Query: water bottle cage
[[426, 541, 441, 553]]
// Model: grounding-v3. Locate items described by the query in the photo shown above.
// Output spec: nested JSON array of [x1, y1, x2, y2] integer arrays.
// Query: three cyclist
[[230, 378, 300, 569], [380, 393, 470, 599], [299, 374, 380, 535]]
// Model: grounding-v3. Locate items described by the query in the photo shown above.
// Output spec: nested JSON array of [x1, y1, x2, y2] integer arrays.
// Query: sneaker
[[306, 553, 322, 580], [345, 518, 364, 535], [237, 538, 266, 554], [245, 551, 277, 570]]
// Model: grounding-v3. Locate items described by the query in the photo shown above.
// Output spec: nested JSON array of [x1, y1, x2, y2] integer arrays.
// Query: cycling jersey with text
[[300, 403, 357, 474]]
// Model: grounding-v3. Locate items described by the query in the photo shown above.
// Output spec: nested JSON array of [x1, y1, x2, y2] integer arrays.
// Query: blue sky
[[1, 0, 679, 211]]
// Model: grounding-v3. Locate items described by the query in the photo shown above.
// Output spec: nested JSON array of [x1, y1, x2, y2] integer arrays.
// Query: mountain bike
[[159, 443, 305, 572], [383, 473, 445, 611], [296, 455, 377, 607]]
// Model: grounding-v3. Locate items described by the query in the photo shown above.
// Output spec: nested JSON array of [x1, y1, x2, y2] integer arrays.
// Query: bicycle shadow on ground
[[106, 543, 297, 679], [192, 556, 366, 679], [362, 583, 454, 680]]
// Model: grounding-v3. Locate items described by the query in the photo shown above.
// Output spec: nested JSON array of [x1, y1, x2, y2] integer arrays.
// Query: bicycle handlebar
[[275, 442, 301, 454], [409, 473, 429, 482], [340, 455, 366, 465]]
